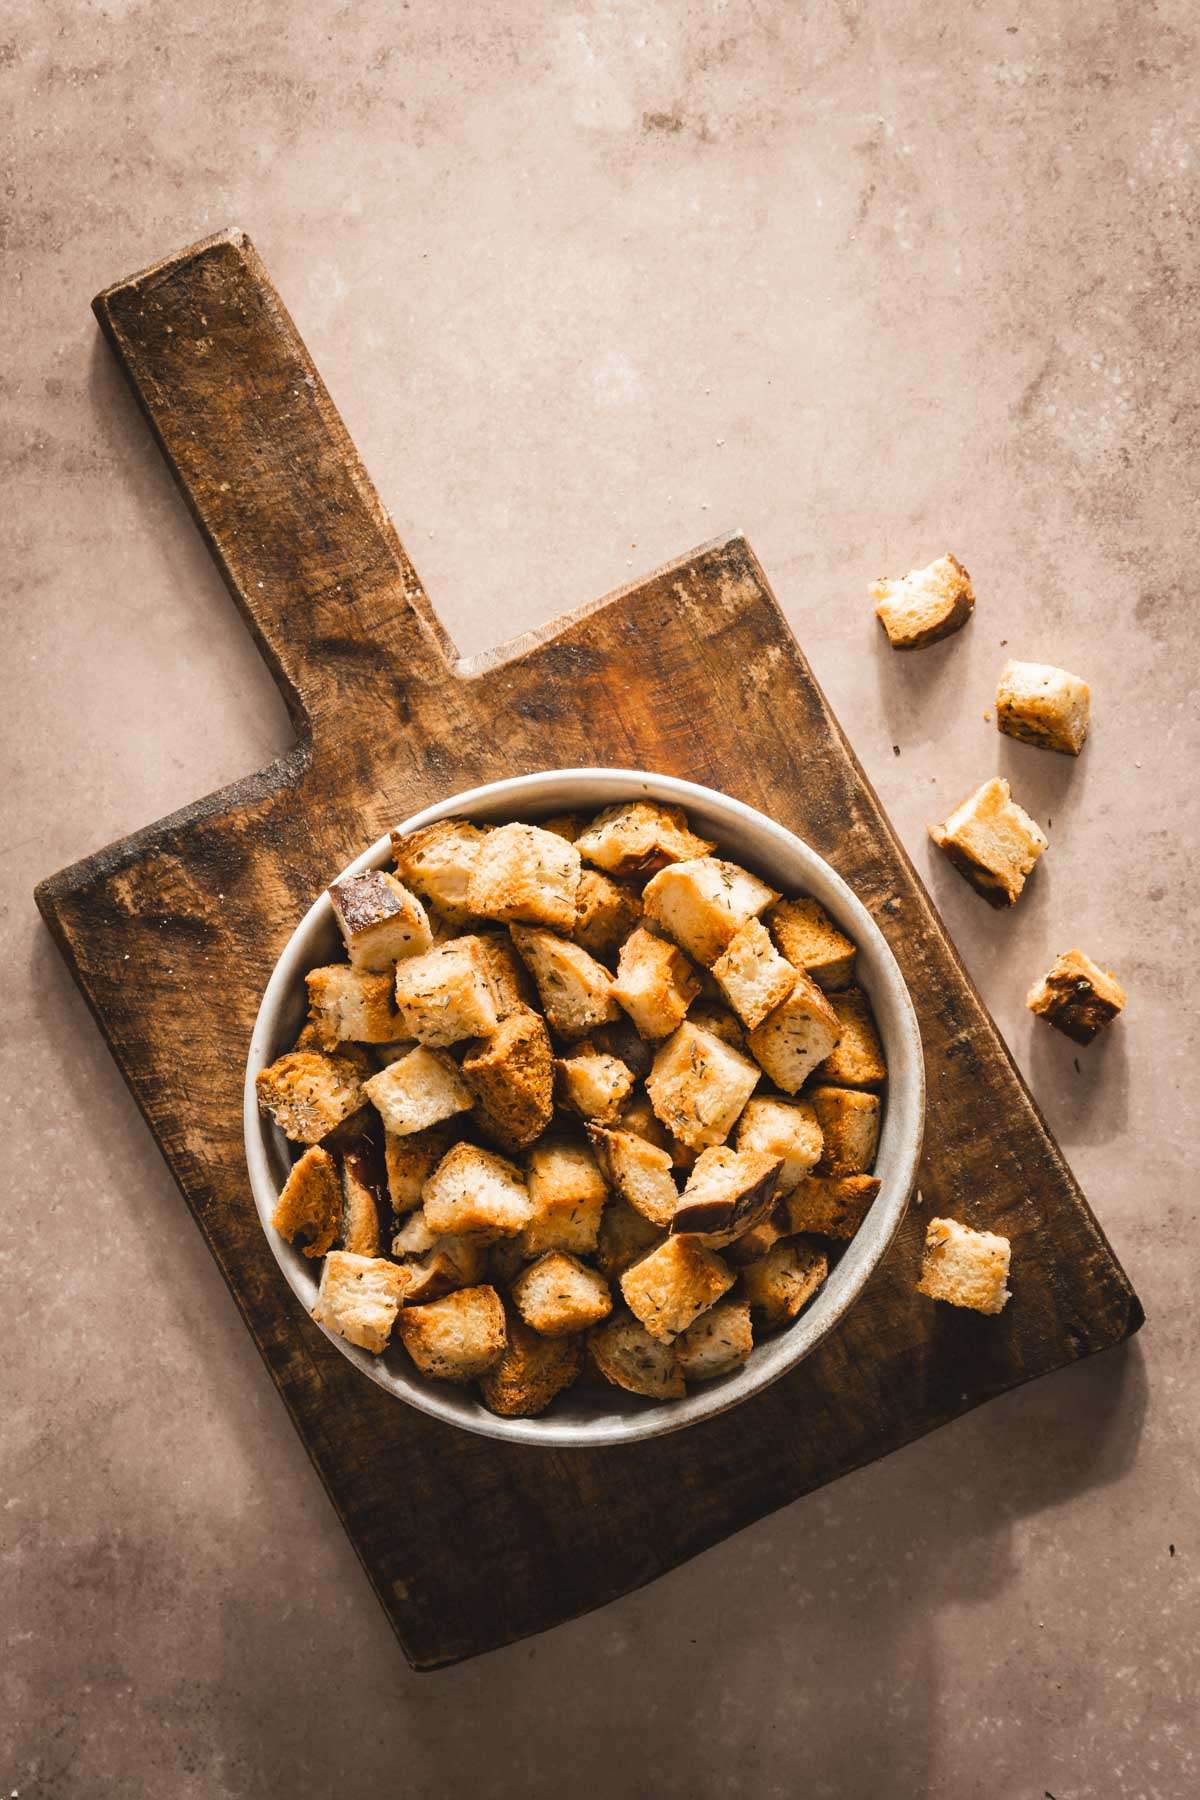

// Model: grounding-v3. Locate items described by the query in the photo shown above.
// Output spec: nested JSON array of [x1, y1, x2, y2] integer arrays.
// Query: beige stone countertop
[[4, 3, 1197, 1795]]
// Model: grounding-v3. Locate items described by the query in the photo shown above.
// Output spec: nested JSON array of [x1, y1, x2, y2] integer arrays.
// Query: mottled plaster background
[[2, 2, 1198, 1796]]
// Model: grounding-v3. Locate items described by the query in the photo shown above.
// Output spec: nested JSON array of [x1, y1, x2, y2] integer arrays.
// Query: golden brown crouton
[[479, 1316, 583, 1417], [466, 822, 581, 930], [711, 916, 798, 1029], [674, 1299, 754, 1382], [929, 777, 1048, 908], [460, 1006, 555, 1153], [996, 659, 1091, 755], [521, 1139, 609, 1256], [642, 856, 780, 966], [766, 896, 857, 991], [620, 1234, 734, 1342], [328, 869, 433, 970], [810, 1084, 881, 1174], [397, 1285, 508, 1380], [391, 818, 486, 925], [363, 1047, 473, 1136], [422, 1142, 533, 1239], [392, 936, 501, 1046], [745, 972, 841, 1095], [611, 926, 702, 1040], [571, 868, 643, 961], [594, 1196, 665, 1278], [916, 1217, 1011, 1314], [555, 1049, 635, 1123], [391, 1213, 488, 1303], [646, 1021, 761, 1150], [338, 1147, 384, 1256], [512, 1252, 613, 1337], [509, 925, 620, 1039], [256, 1049, 367, 1145], [385, 1122, 457, 1217], [271, 1145, 341, 1257], [587, 1124, 678, 1227], [872, 552, 975, 650], [722, 1202, 790, 1267], [615, 1091, 674, 1149], [312, 1251, 410, 1354], [815, 990, 887, 1090], [670, 1145, 782, 1245], [589, 1310, 686, 1398], [685, 999, 748, 1051], [539, 812, 587, 843], [1026, 948, 1126, 1045], [740, 1238, 828, 1329], [574, 801, 715, 878], [472, 929, 537, 1017], [782, 1173, 880, 1239], [305, 964, 399, 1045], [734, 1096, 823, 1194]]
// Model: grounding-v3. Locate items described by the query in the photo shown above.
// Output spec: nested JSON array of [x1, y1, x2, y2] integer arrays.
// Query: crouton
[[305, 965, 399, 1045], [674, 1299, 754, 1382], [392, 1212, 489, 1302], [256, 1049, 367, 1144], [643, 857, 780, 966], [397, 1285, 508, 1380], [711, 917, 798, 1029], [766, 896, 857, 991], [486, 1235, 532, 1290], [539, 812, 587, 843], [271, 1145, 341, 1257], [312, 1251, 410, 1354], [646, 1022, 761, 1149], [422, 1141, 533, 1239], [685, 999, 748, 1051], [620, 1234, 735, 1342], [595, 1196, 665, 1278], [460, 1006, 554, 1152], [810, 1085, 881, 1173], [611, 926, 702, 1040], [589, 1310, 686, 1398], [339, 1145, 384, 1256], [872, 552, 975, 650], [587, 1125, 678, 1227], [746, 973, 841, 1095], [555, 1049, 635, 1123], [740, 1238, 828, 1330], [996, 659, 1091, 756], [512, 1252, 613, 1337], [670, 1145, 782, 1245], [589, 1017, 654, 1079], [509, 925, 620, 1039], [815, 990, 887, 1089], [572, 868, 643, 961], [328, 869, 433, 970], [466, 822, 581, 930], [372, 1039, 419, 1067], [385, 1122, 457, 1217], [521, 1139, 608, 1256], [734, 1096, 823, 1194], [1026, 948, 1126, 1045], [615, 1091, 673, 1150], [363, 1046, 473, 1136], [722, 1202, 790, 1267], [473, 929, 536, 1017], [929, 777, 1048, 908], [783, 1173, 880, 1239], [391, 936, 500, 1046], [916, 1216, 1011, 1314], [390, 817, 485, 926], [575, 801, 715, 878], [479, 1316, 583, 1417]]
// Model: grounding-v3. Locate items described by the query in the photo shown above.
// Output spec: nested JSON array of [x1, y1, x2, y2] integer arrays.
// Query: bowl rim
[[244, 767, 924, 1448]]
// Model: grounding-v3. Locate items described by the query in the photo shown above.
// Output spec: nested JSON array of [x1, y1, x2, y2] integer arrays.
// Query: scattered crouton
[[674, 1299, 754, 1381], [670, 1146, 782, 1245], [521, 1139, 608, 1256], [575, 801, 715, 877], [572, 868, 643, 961], [512, 1252, 613, 1337], [509, 925, 620, 1039], [312, 1251, 410, 1354], [479, 1316, 583, 1417], [328, 869, 432, 970], [305, 965, 399, 1045], [643, 856, 780, 965], [256, 1049, 367, 1144], [460, 1006, 554, 1152], [740, 1238, 829, 1329], [916, 1217, 1011, 1315], [1026, 948, 1126, 1045], [767, 896, 857, 991], [646, 1021, 762, 1150], [391, 818, 486, 925], [467, 821, 582, 930], [555, 1048, 635, 1123], [271, 1145, 341, 1257], [363, 1047, 473, 1136], [711, 916, 798, 1029], [996, 659, 1091, 755], [810, 1084, 881, 1174], [734, 1096, 823, 1194], [872, 552, 975, 650], [589, 1311, 686, 1398], [587, 1124, 678, 1227], [815, 990, 887, 1089], [746, 972, 841, 1094], [392, 936, 500, 1046], [422, 1142, 533, 1240], [594, 1196, 665, 1278], [397, 1285, 508, 1381], [783, 1173, 880, 1239], [929, 777, 1048, 908], [620, 1235, 734, 1342], [612, 926, 702, 1040]]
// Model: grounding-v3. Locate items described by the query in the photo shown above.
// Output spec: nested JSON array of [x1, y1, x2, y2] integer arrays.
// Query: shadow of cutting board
[[35, 230, 1143, 1671]]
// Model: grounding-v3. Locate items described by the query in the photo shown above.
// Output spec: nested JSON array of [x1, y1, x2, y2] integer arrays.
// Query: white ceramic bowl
[[244, 769, 924, 1448]]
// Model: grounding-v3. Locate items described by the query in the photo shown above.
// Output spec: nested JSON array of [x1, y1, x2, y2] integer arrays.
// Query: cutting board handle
[[93, 229, 453, 738]]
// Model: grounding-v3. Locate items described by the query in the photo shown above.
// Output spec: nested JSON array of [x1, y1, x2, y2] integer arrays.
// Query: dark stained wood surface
[[35, 231, 1143, 1670]]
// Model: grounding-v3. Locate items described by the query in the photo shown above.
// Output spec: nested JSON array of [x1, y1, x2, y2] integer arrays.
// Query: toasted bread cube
[[590, 1310, 686, 1398], [611, 926, 702, 1040], [520, 1139, 608, 1256], [810, 1084, 881, 1174], [746, 973, 841, 1095], [294, 1018, 378, 1066], [575, 801, 715, 878], [816, 989, 887, 1089], [741, 1238, 828, 1330], [670, 1146, 782, 1245], [539, 811, 587, 842], [685, 1000, 748, 1051], [674, 1299, 754, 1382], [391, 1212, 488, 1302], [512, 1252, 613, 1337], [711, 917, 798, 1029], [271, 1145, 341, 1257], [615, 1091, 673, 1150], [305, 965, 399, 1046], [996, 659, 1091, 755], [734, 1096, 823, 1194], [390, 818, 485, 926], [929, 777, 1048, 908], [338, 1150, 383, 1256], [256, 1049, 367, 1144], [595, 1196, 665, 1278], [723, 1202, 790, 1267], [328, 869, 433, 971], [571, 868, 643, 961], [363, 1046, 473, 1136], [460, 1007, 554, 1153], [643, 857, 780, 966], [422, 1142, 532, 1240], [312, 1251, 410, 1354], [385, 1122, 457, 1217], [555, 1049, 635, 1123], [509, 925, 620, 1039], [473, 929, 536, 1017], [872, 552, 975, 650], [646, 1022, 761, 1150], [397, 1284, 508, 1380], [783, 1173, 880, 1239], [587, 1125, 678, 1227], [479, 1316, 583, 1417], [620, 1234, 734, 1342], [466, 822, 582, 930], [766, 897, 857, 991], [1026, 948, 1126, 1045], [391, 936, 500, 1046], [917, 1216, 1011, 1315]]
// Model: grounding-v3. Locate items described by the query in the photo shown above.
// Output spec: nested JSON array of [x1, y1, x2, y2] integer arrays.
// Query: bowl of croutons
[[245, 770, 924, 1445]]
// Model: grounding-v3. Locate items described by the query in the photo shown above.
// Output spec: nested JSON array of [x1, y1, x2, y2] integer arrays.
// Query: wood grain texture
[[36, 230, 1142, 1670]]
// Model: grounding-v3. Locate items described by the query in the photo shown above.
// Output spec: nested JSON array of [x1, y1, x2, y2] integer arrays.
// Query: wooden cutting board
[[36, 230, 1142, 1671]]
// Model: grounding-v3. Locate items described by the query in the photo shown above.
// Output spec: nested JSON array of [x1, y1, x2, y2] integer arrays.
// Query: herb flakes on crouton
[[422, 1142, 533, 1240], [740, 1238, 829, 1329], [783, 1172, 880, 1239], [521, 1139, 608, 1256], [767, 897, 857, 991], [312, 1251, 410, 1354], [711, 916, 798, 1029], [305, 964, 399, 1045], [328, 869, 432, 970], [674, 1299, 754, 1382], [555, 1048, 635, 1123], [815, 990, 887, 1090], [398, 1285, 508, 1381], [467, 821, 582, 930], [363, 1047, 473, 1136], [620, 1235, 734, 1342], [645, 1021, 761, 1150], [612, 926, 702, 1040], [590, 1310, 687, 1398], [587, 1124, 678, 1227], [509, 925, 620, 1039], [479, 1316, 583, 1417], [746, 972, 841, 1094], [256, 1049, 367, 1144], [571, 868, 644, 961], [734, 1096, 823, 1194], [996, 659, 1090, 756], [460, 1006, 555, 1152], [642, 856, 780, 966], [810, 1084, 881, 1174], [575, 801, 716, 877], [512, 1252, 614, 1337], [391, 818, 485, 926], [392, 936, 501, 1046]]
